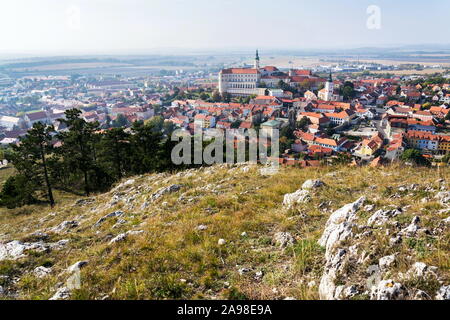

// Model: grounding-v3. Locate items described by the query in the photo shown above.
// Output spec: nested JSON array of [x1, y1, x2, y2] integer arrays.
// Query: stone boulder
[[0, 240, 49, 261], [273, 232, 295, 248], [370, 280, 406, 300], [283, 189, 310, 209], [319, 197, 365, 259], [49, 287, 71, 300], [367, 209, 402, 226], [51, 220, 79, 233], [435, 285, 450, 300], [109, 230, 144, 245], [151, 184, 183, 202], [34, 266, 52, 278], [94, 211, 125, 227], [302, 179, 324, 190], [435, 191, 450, 205], [379, 254, 396, 271]]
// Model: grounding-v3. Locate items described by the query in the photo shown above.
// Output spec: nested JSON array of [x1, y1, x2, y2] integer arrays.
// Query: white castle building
[[218, 50, 263, 96], [219, 50, 327, 97]]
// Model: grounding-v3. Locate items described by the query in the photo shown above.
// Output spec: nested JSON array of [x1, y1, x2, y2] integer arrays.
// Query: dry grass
[[0, 164, 449, 300]]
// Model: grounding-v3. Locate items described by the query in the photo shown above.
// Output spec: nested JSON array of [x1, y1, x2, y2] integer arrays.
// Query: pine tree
[[6, 122, 56, 207], [58, 109, 99, 196], [98, 127, 131, 180]]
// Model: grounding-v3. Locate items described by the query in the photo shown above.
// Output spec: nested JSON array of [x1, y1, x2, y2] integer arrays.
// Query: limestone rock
[[0, 240, 49, 261], [94, 211, 125, 227], [68, 261, 88, 273], [34, 266, 52, 278], [283, 189, 310, 209], [151, 184, 183, 202], [49, 287, 71, 300], [379, 255, 396, 271], [399, 216, 427, 237], [370, 280, 406, 300], [109, 230, 144, 244], [302, 179, 324, 190], [368, 209, 402, 226], [273, 232, 295, 248], [435, 191, 450, 205], [319, 197, 365, 258], [51, 220, 79, 233], [435, 285, 450, 300]]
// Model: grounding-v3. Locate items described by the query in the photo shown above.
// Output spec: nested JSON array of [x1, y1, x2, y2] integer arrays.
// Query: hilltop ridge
[[0, 164, 449, 300]]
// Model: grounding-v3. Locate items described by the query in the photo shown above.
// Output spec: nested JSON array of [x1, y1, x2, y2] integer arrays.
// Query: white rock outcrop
[[370, 280, 406, 300], [34, 266, 52, 278], [151, 184, 183, 202], [283, 190, 310, 209], [94, 211, 125, 227], [273, 232, 295, 248], [0, 240, 67, 261], [318, 197, 365, 300], [367, 209, 401, 226], [109, 230, 144, 244], [435, 191, 450, 205], [49, 287, 71, 300], [319, 197, 365, 258], [379, 254, 396, 271], [435, 285, 450, 300], [301, 179, 324, 190]]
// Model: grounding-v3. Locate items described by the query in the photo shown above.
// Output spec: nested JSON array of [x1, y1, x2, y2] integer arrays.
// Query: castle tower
[[324, 71, 334, 101], [254, 49, 260, 70]]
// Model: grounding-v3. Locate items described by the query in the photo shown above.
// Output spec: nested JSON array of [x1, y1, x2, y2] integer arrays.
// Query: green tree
[[6, 122, 56, 206], [400, 149, 430, 166], [0, 175, 36, 208], [58, 109, 99, 196], [130, 120, 164, 174], [112, 113, 130, 128], [98, 128, 131, 181]]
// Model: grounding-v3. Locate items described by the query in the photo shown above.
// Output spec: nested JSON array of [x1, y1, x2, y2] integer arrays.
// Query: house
[[304, 90, 318, 100], [24, 111, 49, 127], [260, 119, 283, 137], [355, 108, 375, 119], [358, 132, 384, 157], [385, 133, 405, 161], [324, 110, 355, 126], [312, 104, 336, 113], [297, 112, 330, 127], [194, 114, 216, 128], [405, 130, 441, 152], [0, 116, 23, 130], [412, 110, 434, 122]]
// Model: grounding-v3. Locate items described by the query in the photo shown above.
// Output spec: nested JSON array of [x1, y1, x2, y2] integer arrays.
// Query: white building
[[0, 116, 23, 130], [318, 73, 340, 101], [219, 50, 263, 96]]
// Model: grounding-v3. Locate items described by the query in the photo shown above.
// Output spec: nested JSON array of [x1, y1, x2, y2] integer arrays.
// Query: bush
[[400, 149, 430, 167], [0, 175, 36, 208]]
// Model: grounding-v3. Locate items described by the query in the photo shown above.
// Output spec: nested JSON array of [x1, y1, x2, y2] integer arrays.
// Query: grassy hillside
[[0, 164, 449, 300]]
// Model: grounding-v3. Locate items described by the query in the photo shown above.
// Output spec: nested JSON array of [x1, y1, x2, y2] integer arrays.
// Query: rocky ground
[[0, 164, 449, 300]]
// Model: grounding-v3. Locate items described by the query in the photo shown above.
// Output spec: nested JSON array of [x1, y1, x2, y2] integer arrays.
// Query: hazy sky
[[0, 0, 449, 55]]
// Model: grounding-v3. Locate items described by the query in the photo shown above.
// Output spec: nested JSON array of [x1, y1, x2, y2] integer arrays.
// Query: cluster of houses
[[166, 68, 450, 166], [1, 57, 449, 167]]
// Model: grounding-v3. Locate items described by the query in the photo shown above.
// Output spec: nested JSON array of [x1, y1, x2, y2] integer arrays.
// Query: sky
[[0, 0, 449, 56]]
